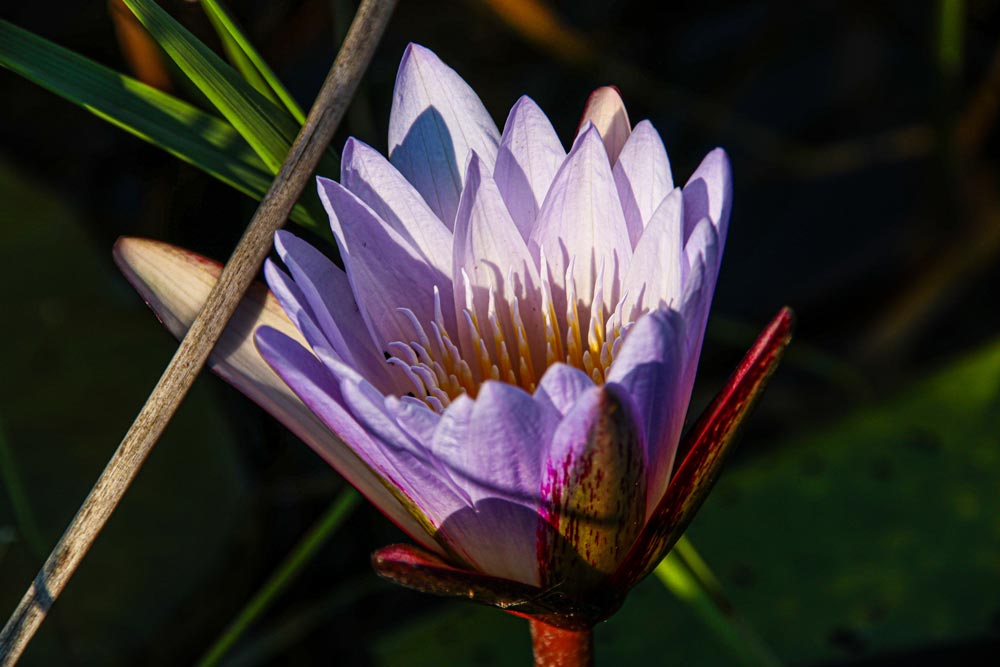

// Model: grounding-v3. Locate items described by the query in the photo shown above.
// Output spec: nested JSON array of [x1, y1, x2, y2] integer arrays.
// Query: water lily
[[114, 43, 791, 647]]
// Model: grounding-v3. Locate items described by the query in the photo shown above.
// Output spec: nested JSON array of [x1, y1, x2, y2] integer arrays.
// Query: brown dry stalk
[[0, 1, 397, 663]]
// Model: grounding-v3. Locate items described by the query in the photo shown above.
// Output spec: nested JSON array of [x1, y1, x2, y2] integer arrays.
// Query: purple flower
[[115, 44, 792, 628]]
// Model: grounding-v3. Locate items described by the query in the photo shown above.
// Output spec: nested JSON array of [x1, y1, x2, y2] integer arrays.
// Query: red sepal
[[372, 544, 615, 630], [614, 307, 794, 587]]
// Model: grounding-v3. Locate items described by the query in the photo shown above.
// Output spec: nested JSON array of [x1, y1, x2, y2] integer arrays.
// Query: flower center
[[385, 256, 634, 412]]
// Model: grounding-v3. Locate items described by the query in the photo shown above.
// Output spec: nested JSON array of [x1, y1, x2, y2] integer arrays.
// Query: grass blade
[[0, 20, 262, 194], [198, 489, 361, 667], [937, 0, 964, 78], [204, 7, 281, 107], [121, 0, 321, 175], [200, 0, 307, 124], [655, 537, 781, 666], [0, 20, 318, 227]]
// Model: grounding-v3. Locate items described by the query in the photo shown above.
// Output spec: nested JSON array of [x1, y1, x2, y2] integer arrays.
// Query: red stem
[[530, 620, 594, 667]]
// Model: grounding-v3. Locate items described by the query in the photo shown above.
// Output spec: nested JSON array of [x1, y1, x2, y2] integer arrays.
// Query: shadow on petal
[[435, 497, 544, 587], [390, 106, 461, 227]]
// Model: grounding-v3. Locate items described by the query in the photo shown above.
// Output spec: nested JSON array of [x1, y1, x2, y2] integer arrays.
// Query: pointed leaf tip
[[615, 307, 794, 587]]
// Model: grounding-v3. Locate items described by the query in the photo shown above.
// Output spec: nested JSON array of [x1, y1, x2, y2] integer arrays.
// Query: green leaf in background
[[200, 0, 307, 124], [375, 337, 1000, 665], [122, 0, 336, 225], [120, 0, 300, 174], [203, 6, 281, 109], [0, 19, 318, 228]]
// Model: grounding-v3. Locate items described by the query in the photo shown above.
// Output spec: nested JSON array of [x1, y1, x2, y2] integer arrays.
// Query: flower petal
[[430, 382, 559, 585], [112, 237, 441, 552], [605, 308, 687, 516], [388, 43, 501, 227], [539, 384, 646, 596], [682, 148, 733, 246], [679, 217, 721, 368], [531, 123, 632, 327], [494, 96, 566, 241], [684, 215, 722, 288], [371, 543, 607, 630], [262, 258, 348, 367], [577, 86, 630, 164], [388, 395, 441, 445], [614, 308, 794, 588], [340, 137, 453, 278], [255, 326, 464, 554], [453, 152, 546, 382], [269, 230, 397, 392], [620, 188, 685, 324], [613, 120, 673, 247], [318, 176, 456, 349], [534, 363, 595, 417]]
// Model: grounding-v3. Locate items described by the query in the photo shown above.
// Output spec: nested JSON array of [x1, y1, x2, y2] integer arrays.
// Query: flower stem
[[530, 620, 594, 667]]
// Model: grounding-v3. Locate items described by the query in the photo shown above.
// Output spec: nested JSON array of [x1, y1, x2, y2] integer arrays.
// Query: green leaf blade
[[0, 20, 262, 197], [0, 19, 318, 227], [200, 0, 307, 123], [204, 7, 281, 107], [120, 0, 301, 174]]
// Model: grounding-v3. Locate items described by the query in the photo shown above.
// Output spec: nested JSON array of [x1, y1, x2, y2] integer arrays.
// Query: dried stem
[[530, 620, 594, 667], [0, 1, 397, 664]]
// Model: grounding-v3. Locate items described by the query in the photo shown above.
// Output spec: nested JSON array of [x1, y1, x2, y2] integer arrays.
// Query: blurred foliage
[[0, 19, 297, 220], [1, 0, 999, 665], [0, 158, 247, 664]]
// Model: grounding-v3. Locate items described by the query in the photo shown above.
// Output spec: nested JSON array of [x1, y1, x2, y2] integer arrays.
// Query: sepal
[[372, 543, 618, 631], [614, 307, 794, 587]]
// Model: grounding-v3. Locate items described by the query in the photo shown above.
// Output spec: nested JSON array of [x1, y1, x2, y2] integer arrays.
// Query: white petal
[[318, 177, 457, 350], [494, 96, 566, 241], [681, 217, 720, 367], [429, 383, 559, 585], [453, 153, 547, 380], [113, 238, 441, 552], [388, 44, 500, 228], [606, 309, 687, 515], [621, 188, 685, 323], [270, 231, 397, 392], [683, 147, 733, 246], [613, 120, 673, 246], [576, 86, 631, 164], [533, 363, 595, 417], [256, 326, 456, 553], [530, 123, 632, 326], [341, 137, 453, 278]]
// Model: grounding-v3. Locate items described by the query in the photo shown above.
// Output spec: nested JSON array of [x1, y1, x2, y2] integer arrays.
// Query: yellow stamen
[[384, 261, 638, 413]]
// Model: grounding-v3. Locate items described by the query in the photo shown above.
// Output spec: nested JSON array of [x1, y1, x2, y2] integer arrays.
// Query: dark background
[[1, 1, 999, 665]]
